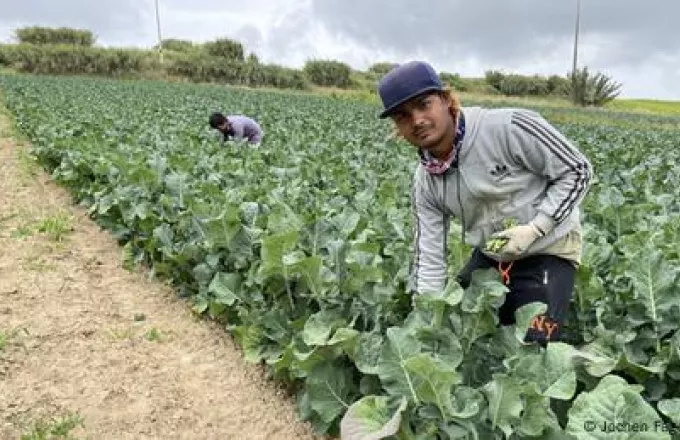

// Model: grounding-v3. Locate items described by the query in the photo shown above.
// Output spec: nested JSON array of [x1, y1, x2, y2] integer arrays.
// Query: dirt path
[[0, 112, 323, 439]]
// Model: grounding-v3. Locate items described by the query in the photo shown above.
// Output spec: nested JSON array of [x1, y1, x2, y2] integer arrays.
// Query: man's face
[[390, 92, 454, 151]]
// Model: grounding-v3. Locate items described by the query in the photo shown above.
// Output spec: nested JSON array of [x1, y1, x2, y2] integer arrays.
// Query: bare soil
[[0, 112, 323, 440]]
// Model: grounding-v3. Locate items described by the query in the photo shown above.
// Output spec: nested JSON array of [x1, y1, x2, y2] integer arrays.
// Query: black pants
[[456, 248, 576, 346]]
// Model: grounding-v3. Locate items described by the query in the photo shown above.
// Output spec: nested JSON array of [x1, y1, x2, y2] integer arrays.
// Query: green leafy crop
[[2, 74, 680, 439]]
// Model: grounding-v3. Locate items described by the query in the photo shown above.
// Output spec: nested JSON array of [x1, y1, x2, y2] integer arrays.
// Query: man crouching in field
[[209, 112, 264, 145], [377, 61, 593, 346]]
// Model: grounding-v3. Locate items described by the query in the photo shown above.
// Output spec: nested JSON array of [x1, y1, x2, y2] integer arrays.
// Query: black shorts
[[456, 248, 576, 346]]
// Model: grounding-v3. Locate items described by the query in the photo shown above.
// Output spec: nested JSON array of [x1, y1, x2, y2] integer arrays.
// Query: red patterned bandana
[[420, 148, 457, 175]]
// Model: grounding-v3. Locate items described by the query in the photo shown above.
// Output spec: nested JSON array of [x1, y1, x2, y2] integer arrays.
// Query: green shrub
[[303, 59, 352, 88], [484, 70, 505, 91], [15, 26, 95, 46], [157, 38, 197, 53], [440, 72, 469, 92], [0, 44, 152, 76], [547, 74, 570, 96], [367, 62, 397, 77], [568, 66, 622, 106], [167, 54, 308, 89], [499, 74, 549, 96], [203, 38, 244, 61]]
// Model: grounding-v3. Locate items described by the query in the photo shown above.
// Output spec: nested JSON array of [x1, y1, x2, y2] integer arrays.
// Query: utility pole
[[155, 0, 163, 64], [571, 0, 581, 103]]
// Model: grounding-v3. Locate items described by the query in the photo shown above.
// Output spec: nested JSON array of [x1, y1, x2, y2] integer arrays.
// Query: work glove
[[488, 221, 544, 258]]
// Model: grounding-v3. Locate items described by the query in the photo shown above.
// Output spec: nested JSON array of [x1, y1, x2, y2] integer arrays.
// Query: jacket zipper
[[442, 169, 466, 260], [456, 170, 466, 245], [442, 177, 447, 266]]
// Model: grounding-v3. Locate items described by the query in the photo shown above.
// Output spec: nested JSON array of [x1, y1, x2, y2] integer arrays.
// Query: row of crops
[[1, 74, 679, 439]]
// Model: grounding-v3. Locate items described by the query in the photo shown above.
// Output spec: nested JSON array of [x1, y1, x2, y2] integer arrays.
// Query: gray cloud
[[263, 4, 315, 64], [309, 0, 680, 71], [234, 25, 264, 55]]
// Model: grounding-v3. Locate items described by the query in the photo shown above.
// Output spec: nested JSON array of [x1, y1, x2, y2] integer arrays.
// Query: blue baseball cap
[[377, 61, 443, 118]]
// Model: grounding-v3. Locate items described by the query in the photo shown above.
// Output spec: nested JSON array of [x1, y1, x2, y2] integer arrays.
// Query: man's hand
[[487, 222, 544, 258]]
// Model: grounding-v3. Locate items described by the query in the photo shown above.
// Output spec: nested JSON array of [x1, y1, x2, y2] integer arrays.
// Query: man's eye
[[415, 100, 428, 110]]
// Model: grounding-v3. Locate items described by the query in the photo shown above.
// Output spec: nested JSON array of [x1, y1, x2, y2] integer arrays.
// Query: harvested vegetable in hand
[[484, 218, 518, 252]]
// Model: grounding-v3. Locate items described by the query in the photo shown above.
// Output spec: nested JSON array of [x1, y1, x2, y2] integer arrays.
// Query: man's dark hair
[[209, 112, 226, 129]]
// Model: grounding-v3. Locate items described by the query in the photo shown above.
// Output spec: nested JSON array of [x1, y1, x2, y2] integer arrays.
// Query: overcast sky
[[2, 0, 678, 100]]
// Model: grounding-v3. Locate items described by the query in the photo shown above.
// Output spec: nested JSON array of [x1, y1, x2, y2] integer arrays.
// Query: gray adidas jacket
[[410, 106, 593, 294]]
